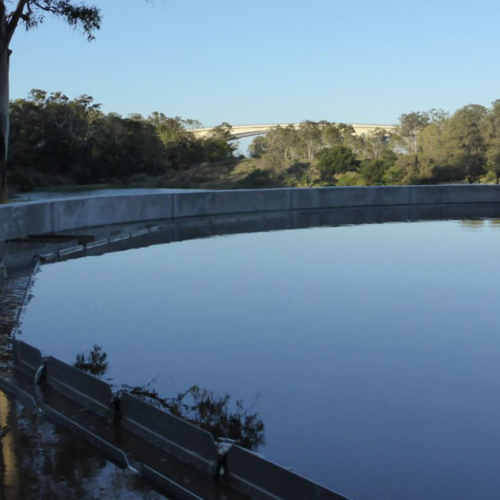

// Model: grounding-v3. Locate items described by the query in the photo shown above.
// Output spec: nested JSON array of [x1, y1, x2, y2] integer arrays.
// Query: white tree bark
[[0, 1, 10, 203]]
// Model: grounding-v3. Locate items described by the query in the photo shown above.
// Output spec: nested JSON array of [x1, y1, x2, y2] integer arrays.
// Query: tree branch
[[31, 0, 57, 14], [6, 0, 30, 43]]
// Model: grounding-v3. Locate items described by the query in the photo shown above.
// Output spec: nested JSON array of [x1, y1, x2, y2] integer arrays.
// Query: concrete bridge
[[192, 123, 397, 139]]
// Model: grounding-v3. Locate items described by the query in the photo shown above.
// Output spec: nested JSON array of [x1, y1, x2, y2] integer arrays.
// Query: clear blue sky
[[9, 0, 500, 126]]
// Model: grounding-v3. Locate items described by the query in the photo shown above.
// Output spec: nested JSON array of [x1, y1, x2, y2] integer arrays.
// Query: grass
[[10, 158, 266, 197]]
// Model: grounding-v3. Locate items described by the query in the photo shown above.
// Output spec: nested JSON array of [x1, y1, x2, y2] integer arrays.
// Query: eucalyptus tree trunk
[[0, 2, 9, 203]]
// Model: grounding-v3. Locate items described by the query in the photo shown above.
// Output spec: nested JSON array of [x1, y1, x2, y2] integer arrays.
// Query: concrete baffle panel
[[119, 392, 219, 477], [45, 356, 114, 418], [225, 445, 352, 500], [13, 340, 42, 377]]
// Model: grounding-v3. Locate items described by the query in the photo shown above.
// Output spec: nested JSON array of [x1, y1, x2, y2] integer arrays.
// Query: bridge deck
[[192, 123, 396, 139]]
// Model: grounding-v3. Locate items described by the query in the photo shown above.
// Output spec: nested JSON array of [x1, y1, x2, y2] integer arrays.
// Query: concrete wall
[[1, 194, 173, 241], [2, 185, 500, 241]]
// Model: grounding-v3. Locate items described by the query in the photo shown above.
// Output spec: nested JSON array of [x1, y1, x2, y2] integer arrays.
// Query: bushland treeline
[[9, 89, 237, 191], [8, 90, 500, 191], [248, 101, 500, 188]]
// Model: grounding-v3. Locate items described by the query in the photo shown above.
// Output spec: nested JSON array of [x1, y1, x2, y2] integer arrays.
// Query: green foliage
[[487, 151, 500, 184], [392, 154, 420, 184], [10, 93, 500, 191], [317, 146, 358, 185], [248, 121, 395, 187], [8, 90, 237, 190], [336, 172, 365, 186], [243, 168, 274, 188], [358, 128, 392, 160], [360, 159, 386, 185], [455, 152, 487, 184], [284, 161, 313, 186], [248, 136, 267, 158], [9, 170, 31, 192], [206, 122, 238, 160], [394, 112, 431, 154], [383, 102, 499, 185], [382, 165, 405, 185], [17, 1, 102, 41], [203, 137, 235, 162]]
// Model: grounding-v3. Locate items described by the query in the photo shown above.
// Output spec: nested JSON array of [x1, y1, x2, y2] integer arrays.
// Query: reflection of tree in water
[[74, 346, 266, 451], [125, 382, 265, 451], [0, 269, 37, 346], [0, 391, 163, 499], [459, 219, 486, 231], [74, 345, 108, 377]]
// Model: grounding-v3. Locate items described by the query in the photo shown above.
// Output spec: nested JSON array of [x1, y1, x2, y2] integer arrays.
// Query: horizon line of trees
[[9, 89, 239, 191], [247, 101, 500, 188], [8, 90, 500, 192]]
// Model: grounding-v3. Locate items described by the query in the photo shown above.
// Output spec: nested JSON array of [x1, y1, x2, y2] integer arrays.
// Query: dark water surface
[[19, 219, 500, 500], [0, 389, 166, 500]]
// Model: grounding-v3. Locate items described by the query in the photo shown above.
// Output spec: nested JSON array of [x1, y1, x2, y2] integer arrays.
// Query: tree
[[319, 121, 343, 148], [419, 122, 448, 166], [209, 122, 235, 142], [0, 0, 101, 202], [443, 104, 488, 183], [316, 146, 358, 185], [487, 151, 500, 184], [8, 89, 175, 186], [483, 100, 500, 183], [248, 135, 267, 158], [298, 121, 322, 161], [338, 123, 360, 153], [455, 152, 487, 184], [8, 88, 242, 188], [146, 112, 205, 170], [203, 136, 235, 162], [266, 125, 299, 163], [205, 122, 237, 161], [395, 111, 430, 154], [359, 128, 391, 160], [391, 154, 420, 185], [360, 159, 386, 185]]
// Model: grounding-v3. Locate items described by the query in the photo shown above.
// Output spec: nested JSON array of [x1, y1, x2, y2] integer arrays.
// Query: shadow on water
[[74, 346, 266, 451]]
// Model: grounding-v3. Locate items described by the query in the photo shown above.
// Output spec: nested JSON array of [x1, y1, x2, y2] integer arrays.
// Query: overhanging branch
[[32, 0, 58, 14], [6, 0, 30, 43]]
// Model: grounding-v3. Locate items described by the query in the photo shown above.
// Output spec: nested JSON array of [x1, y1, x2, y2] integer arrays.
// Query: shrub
[[242, 168, 274, 188]]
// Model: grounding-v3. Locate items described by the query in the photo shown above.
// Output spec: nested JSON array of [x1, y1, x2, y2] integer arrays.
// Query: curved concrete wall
[[2, 185, 500, 241]]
